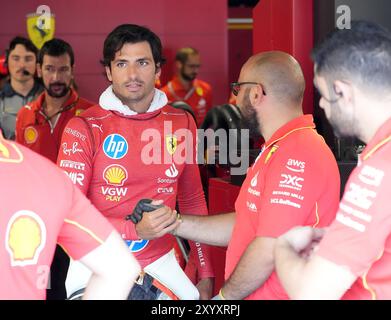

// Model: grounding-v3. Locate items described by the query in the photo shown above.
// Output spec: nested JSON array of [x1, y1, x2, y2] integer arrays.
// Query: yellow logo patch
[[24, 126, 38, 144], [6, 210, 46, 266], [196, 87, 204, 96], [165, 135, 177, 155], [75, 109, 84, 116], [26, 11, 55, 49], [103, 164, 128, 186], [265, 145, 279, 164]]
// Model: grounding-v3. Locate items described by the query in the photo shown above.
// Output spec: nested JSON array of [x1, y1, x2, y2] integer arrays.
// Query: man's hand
[[196, 277, 214, 300], [135, 201, 180, 240], [278, 226, 325, 257]]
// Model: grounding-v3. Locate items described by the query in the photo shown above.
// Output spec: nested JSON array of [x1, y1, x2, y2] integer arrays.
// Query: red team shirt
[[162, 76, 213, 126], [15, 89, 93, 162], [57, 103, 214, 277], [0, 133, 113, 299], [226, 115, 341, 299], [317, 118, 391, 300]]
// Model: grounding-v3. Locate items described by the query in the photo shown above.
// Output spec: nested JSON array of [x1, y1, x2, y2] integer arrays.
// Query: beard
[[327, 101, 356, 138], [180, 68, 196, 82], [45, 82, 70, 98], [239, 89, 262, 139]]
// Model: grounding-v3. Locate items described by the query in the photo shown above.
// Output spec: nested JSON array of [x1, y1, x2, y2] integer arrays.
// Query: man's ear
[[249, 84, 265, 106], [334, 80, 353, 104], [155, 63, 161, 78], [175, 60, 182, 71], [105, 65, 112, 82], [36, 63, 42, 78]]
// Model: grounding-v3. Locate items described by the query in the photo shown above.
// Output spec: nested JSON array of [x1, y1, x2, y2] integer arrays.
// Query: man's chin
[[47, 89, 69, 98]]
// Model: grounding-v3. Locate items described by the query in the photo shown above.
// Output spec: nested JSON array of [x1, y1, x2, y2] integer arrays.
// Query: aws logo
[[286, 159, 306, 173], [103, 164, 128, 186], [5, 210, 46, 266]]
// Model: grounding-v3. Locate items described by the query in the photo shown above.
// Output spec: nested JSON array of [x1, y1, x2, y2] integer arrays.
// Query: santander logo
[[165, 163, 178, 178], [251, 172, 259, 187]]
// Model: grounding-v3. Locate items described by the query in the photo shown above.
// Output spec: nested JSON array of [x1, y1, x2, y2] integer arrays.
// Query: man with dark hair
[[0, 130, 140, 299], [16, 38, 93, 163], [274, 20, 391, 300], [0, 36, 43, 140], [162, 47, 213, 126], [58, 24, 214, 300], [171, 51, 340, 300], [15, 38, 93, 300]]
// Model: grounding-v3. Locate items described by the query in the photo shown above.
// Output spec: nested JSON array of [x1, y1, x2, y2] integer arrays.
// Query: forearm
[[175, 212, 235, 247], [274, 239, 307, 299], [221, 237, 274, 300]]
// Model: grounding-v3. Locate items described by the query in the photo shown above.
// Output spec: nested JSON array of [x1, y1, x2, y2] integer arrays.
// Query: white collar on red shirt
[[99, 85, 168, 116]]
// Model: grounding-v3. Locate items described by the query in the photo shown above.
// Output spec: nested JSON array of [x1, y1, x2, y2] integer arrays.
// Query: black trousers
[[46, 245, 70, 300]]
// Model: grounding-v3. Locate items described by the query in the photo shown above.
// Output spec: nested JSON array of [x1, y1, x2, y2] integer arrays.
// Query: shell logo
[[24, 126, 38, 144], [103, 164, 128, 186], [6, 210, 46, 267]]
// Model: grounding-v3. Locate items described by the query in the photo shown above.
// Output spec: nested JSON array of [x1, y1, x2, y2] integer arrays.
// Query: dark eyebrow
[[136, 57, 152, 62], [113, 58, 129, 63]]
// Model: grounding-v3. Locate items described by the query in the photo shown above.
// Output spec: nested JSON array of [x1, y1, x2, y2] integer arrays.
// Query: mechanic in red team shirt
[[172, 51, 341, 300], [16, 39, 93, 163], [15, 38, 93, 300], [0, 131, 140, 300], [57, 24, 214, 300], [275, 21, 391, 300], [162, 47, 213, 126]]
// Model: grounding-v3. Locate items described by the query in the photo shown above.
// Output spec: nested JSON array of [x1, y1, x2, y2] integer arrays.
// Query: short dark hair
[[102, 24, 166, 69], [38, 38, 74, 66], [8, 36, 38, 60], [312, 20, 391, 91], [175, 47, 199, 64]]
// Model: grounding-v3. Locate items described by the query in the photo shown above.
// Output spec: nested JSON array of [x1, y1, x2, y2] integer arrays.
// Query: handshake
[[125, 199, 182, 240], [126, 199, 164, 224]]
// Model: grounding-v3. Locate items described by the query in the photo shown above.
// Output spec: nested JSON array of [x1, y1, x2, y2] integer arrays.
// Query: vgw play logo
[[103, 134, 128, 159]]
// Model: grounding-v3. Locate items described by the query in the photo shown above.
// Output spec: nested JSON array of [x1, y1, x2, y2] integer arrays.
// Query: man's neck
[[44, 91, 71, 116], [10, 78, 34, 97], [359, 106, 391, 144], [123, 92, 155, 114], [261, 107, 303, 142], [178, 75, 193, 91]]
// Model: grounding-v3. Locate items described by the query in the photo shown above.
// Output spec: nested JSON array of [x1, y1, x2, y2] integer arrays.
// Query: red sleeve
[[256, 137, 339, 237], [317, 159, 391, 276], [56, 117, 94, 195], [177, 114, 214, 278], [58, 181, 114, 260]]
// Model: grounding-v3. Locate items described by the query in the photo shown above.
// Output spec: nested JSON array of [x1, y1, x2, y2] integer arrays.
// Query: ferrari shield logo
[[26, 10, 55, 49], [165, 135, 177, 155]]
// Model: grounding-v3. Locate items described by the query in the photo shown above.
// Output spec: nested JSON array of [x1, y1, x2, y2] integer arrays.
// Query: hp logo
[[125, 239, 149, 253], [103, 134, 128, 159]]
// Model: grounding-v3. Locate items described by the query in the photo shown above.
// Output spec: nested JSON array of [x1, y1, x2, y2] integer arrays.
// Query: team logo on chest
[[24, 126, 38, 144], [6, 210, 46, 266], [165, 135, 177, 155], [103, 164, 128, 186], [103, 134, 128, 159], [101, 164, 129, 202]]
